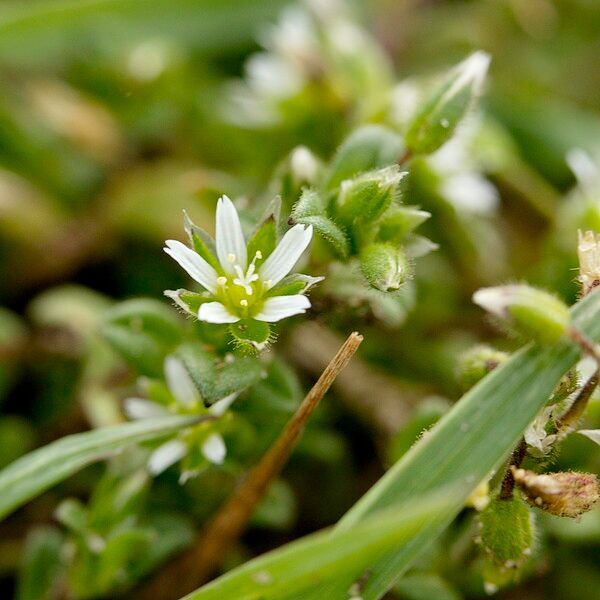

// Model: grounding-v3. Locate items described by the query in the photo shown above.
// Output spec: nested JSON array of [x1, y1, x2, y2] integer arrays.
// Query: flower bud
[[512, 468, 600, 518], [472, 284, 570, 343], [337, 166, 406, 225], [578, 230, 600, 297], [360, 243, 412, 292], [457, 345, 510, 391], [405, 51, 490, 155], [290, 145, 320, 186], [478, 495, 533, 593]]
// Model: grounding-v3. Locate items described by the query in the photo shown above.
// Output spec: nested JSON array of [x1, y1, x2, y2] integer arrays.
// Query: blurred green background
[[1, 1, 600, 599]]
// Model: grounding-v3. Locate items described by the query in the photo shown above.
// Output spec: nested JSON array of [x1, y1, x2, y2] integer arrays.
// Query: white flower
[[124, 356, 236, 476], [164, 195, 317, 325]]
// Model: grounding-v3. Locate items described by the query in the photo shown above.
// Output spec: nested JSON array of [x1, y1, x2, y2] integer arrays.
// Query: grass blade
[[0, 414, 204, 521]]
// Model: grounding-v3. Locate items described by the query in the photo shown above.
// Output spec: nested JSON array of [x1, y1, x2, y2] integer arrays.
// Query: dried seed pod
[[512, 467, 600, 518]]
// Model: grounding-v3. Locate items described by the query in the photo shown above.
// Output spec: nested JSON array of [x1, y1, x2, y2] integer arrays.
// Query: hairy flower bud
[[457, 345, 509, 391], [478, 495, 534, 592], [472, 284, 570, 343], [360, 243, 412, 292], [512, 468, 600, 518]]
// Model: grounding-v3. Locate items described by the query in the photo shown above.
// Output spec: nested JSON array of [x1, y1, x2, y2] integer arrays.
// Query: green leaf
[[300, 288, 600, 599], [182, 491, 457, 600], [164, 289, 213, 318], [177, 342, 263, 404], [246, 216, 277, 263], [100, 298, 182, 376], [0, 414, 204, 522], [229, 319, 271, 350], [268, 274, 324, 297], [324, 125, 404, 191]]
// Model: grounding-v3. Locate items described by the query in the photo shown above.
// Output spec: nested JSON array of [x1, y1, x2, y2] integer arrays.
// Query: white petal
[[123, 397, 168, 420], [579, 429, 600, 446], [198, 301, 239, 324], [164, 240, 218, 293], [255, 294, 310, 322], [164, 356, 200, 406], [259, 224, 313, 285], [148, 439, 187, 475], [209, 393, 239, 416], [215, 195, 247, 274], [202, 433, 226, 464]]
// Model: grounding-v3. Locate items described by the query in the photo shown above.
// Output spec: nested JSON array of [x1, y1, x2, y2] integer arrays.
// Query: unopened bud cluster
[[512, 467, 600, 518]]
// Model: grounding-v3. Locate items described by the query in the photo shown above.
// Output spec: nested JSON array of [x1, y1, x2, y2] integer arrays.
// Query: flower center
[[232, 251, 262, 295]]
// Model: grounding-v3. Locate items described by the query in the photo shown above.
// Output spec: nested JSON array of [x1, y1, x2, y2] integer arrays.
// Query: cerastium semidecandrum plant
[[3, 3, 600, 600]]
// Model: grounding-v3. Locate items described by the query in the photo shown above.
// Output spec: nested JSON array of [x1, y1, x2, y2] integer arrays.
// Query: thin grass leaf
[[299, 288, 600, 599], [182, 489, 457, 600], [0, 414, 205, 522]]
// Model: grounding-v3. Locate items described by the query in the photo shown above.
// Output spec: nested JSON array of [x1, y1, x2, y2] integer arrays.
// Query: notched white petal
[[209, 393, 239, 416], [148, 439, 187, 475], [198, 301, 240, 324], [164, 239, 218, 293], [215, 195, 247, 273], [255, 294, 311, 322], [164, 356, 200, 406], [259, 224, 313, 286], [123, 397, 168, 420], [202, 433, 227, 464]]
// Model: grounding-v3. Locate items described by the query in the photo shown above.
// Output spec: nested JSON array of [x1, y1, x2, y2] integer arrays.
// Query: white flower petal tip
[[164, 239, 218, 293], [123, 398, 167, 420], [472, 287, 511, 317], [578, 429, 600, 446], [209, 393, 239, 417], [216, 195, 247, 273], [255, 294, 311, 322], [259, 224, 313, 286], [148, 439, 187, 475], [198, 302, 240, 324], [164, 356, 200, 406], [202, 433, 227, 464], [455, 51, 491, 92]]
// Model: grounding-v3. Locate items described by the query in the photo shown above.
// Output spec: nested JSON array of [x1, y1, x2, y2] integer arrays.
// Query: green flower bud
[[457, 345, 510, 391], [360, 243, 412, 292], [472, 284, 571, 343], [405, 51, 490, 155], [377, 206, 431, 242], [336, 166, 406, 225], [478, 495, 534, 591], [512, 468, 600, 518]]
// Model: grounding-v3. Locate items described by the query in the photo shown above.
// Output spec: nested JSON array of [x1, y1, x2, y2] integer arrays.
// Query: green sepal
[[268, 274, 324, 297], [229, 319, 272, 351], [377, 206, 431, 242], [293, 214, 350, 258], [292, 187, 325, 219], [324, 125, 404, 191], [183, 210, 221, 272], [164, 289, 213, 317], [247, 215, 277, 262]]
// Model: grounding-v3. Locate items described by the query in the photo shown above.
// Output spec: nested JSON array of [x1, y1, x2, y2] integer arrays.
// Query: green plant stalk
[[0, 414, 207, 522]]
